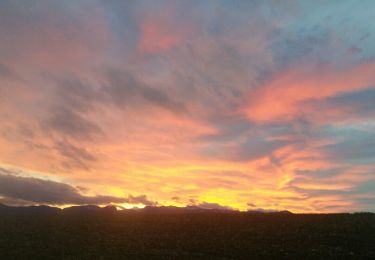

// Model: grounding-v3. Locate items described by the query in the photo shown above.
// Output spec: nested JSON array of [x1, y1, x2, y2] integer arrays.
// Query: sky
[[0, 0, 374, 213]]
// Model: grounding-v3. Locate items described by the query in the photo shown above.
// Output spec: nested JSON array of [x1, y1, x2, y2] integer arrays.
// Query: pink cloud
[[243, 63, 375, 123], [137, 8, 195, 56]]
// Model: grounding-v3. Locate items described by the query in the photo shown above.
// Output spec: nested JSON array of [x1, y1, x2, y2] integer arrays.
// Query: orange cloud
[[244, 63, 375, 123]]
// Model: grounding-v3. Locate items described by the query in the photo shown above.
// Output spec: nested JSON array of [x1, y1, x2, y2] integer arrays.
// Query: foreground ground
[[0, 210, 374, 259]]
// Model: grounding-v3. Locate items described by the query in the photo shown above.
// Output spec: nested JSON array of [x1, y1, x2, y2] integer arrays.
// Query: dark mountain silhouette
[[0, 202, 374, 259], [0, 203, 294, 215], [139, 205, 238, 214], [247, 209, 293, 214], [62, 205, 117, 214], [0, 203, 61, 214]]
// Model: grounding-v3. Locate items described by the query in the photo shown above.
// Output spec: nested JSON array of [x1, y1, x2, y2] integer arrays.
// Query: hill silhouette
[[0, 203, 374, 259], [0, 203, 294, 215]]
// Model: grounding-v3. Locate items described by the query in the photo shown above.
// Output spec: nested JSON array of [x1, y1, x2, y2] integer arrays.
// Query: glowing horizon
[[0, 0, 374, 213]]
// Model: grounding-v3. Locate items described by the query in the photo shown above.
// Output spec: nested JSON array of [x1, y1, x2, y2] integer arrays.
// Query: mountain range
[[0, 203, 293, 215]]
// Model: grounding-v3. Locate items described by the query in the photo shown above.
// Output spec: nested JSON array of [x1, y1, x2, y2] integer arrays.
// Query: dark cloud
[[233, 138, 289, 161], [43, 107, 102, 140], [199, 114, 254, 143], [42, 68, 188, 142], [53, 77, 102, 113], [295, 168, 345, 179], [202, 137, 289, 162], [40, 76, 104, 140], [283, 166, 375, 212], [287, 179, 349, 197], [171, 196, 180, 202], [0, 196, 32, 207], [323, 132, 375, 164], [104, 68, 188, 114], [0, 63, 21, 99], [125, 194, 157, 206], [0, 168, 156, 206], [271, 27, 332, 67], [0, 63, 15, 79], [55, 140, 97, 171], [191, 201, 233, 210], [198, 109, 294, 163], [303, 88, 375, 121], [0, 123, 35, 143]]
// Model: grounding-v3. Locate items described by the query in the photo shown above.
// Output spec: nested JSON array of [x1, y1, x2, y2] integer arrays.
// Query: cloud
[[192, 201, 234, 211], [197, 114, 297, 164], [201, 134, 289, 162], [104, 68, 188, 114], [171, 196, 180, 202], [42, 107, 103, 140], [323, 133, 375, 164], [54, 140, 97, 171], [244, 63, 375, 123], [232, 138, 289, 162], [247, 202, 256, 207], [38, 76, 105, 141], [125, 194, 156, 206], [0, 168, 156, 206], [138, 9, 192, 56], [0, 63, 15, 79], [302, 88, 375, 123], [198, 115, 254, 143], [53, 77, 103, 113], [0, 0, 112, 70]]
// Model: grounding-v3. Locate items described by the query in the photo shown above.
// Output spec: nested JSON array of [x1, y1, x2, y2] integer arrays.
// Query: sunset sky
[[0, 0, 374, 213]]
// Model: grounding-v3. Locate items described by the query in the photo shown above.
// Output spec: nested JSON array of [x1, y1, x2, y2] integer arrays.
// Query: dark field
[[1, 211, 375, 259]]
